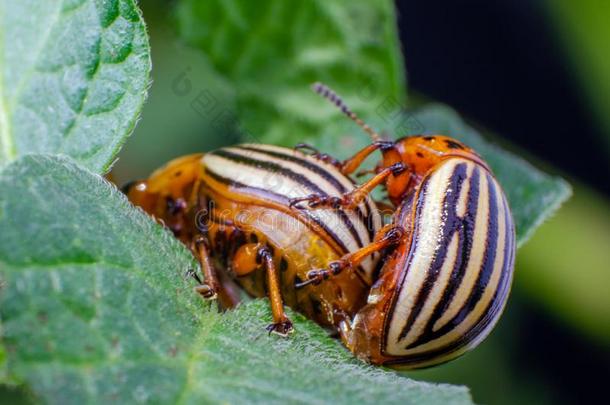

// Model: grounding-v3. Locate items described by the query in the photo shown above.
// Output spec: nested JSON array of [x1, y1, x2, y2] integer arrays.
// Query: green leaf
[[0, 155, 473, 404], [0, 0, 151, 174], [175, 0, 405, 145]]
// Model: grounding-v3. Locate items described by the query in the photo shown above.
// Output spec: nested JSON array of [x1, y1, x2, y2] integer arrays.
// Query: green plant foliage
[[0, 155, 473, 404], [175, 0, 405, 145], [0, 0, 151, 174]]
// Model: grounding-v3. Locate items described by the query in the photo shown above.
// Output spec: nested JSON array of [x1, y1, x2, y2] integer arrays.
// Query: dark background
[[398, 0, 608, 195]]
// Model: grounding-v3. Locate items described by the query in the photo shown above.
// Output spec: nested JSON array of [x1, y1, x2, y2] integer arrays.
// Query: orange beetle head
[[392, 135, 483, 177]]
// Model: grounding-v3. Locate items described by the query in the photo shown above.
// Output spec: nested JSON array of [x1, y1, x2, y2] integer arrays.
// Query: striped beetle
[[291, 83, 516, 367], [124, 144, 382, 336]]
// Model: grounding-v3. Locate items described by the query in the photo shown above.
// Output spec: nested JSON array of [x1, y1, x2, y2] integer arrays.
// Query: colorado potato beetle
[[124, 144, 382, 336], [292, 83, 516, 367]]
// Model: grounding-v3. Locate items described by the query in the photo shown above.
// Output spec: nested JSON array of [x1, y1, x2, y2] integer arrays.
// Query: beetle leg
[[288, 194, 342, 209], [289, 162, 407, 210], [231, 243, 293, 336], [338, 141, 394, 175], [192, 235, 220, 299], [191, 234, 246, 309], [296, 225, 405, 288], [337, 163, 407, 209], [260, 247, 294, 336], [296, 141, 395, 177]]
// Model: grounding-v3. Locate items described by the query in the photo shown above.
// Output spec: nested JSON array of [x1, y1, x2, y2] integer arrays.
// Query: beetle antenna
[[312, 82, 381, 141]]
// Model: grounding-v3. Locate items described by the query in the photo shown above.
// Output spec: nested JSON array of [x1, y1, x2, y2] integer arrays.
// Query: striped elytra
[[383, 158, 514, 365], [321, 157, 516, 368], [295, 82, 517, 368], [124, 143, 382, 335]]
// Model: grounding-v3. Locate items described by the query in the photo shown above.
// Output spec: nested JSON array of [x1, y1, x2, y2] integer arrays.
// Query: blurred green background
[[109, 1, 610, 404]]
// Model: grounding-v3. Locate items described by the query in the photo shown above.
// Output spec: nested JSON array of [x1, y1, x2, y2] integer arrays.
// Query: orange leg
[[232, 243, 293, 336], [289, 162, 406, 210], [296, 225, 405, 288], [295, 141, 395, 176], [191, 235, 221, 299], [339, 142, 391, 175]]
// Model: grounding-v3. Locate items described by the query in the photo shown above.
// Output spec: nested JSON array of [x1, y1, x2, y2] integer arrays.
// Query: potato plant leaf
[[0, 0, 151, 174], [0, 155, 473, 404], [175, 0, 406, 145]]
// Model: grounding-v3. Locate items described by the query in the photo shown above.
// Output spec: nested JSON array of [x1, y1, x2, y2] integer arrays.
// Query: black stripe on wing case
[[204, 168, 351, 255], [407, 166, 481, 348], [235, 145, 376, 242], [406, 171, 501, 351], [235, 145, 349, 193], [382, 175, 431, 351], [397, 162, 469, 343], [478, 189, 514, 330], [210, 149, 365, 248], [388, 179, 513, 366]]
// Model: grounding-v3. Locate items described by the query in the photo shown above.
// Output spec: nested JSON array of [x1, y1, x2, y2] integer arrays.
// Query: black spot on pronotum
[[445, 140, 464, 150], [423, 136, 435, 141], [416, 152, 425, 158], [174, 170, 183, 177]]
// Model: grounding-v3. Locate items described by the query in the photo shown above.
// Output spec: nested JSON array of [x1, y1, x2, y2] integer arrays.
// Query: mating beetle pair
[[124, 83, 515, 368]]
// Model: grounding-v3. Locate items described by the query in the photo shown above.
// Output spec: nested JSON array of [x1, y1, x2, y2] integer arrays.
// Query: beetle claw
[[289, 196, 312, 209], [289, 194, 323, 209], [289, 194, 347, 210], [294, 143, 342, 168], [295, 262, 348, 289], [266, 319, 294, 337], [294, 143, 319, 155], [194, 283, 217, 300]]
